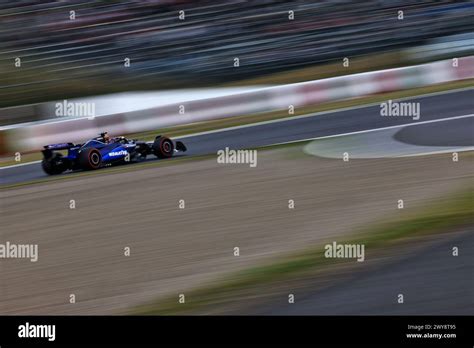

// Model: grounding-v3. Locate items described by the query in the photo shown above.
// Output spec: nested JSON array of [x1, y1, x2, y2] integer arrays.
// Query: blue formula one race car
[[41, 132, 187, 175]]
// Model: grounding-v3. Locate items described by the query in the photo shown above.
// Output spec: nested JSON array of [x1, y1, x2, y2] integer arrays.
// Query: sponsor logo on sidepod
[[108, 150, 128, 157]]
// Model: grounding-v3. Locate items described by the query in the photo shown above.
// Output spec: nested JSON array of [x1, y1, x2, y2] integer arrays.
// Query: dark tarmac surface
[[1, 88, 473, 185], [263, 230, 474, 315], [394, 116, 473, 147]]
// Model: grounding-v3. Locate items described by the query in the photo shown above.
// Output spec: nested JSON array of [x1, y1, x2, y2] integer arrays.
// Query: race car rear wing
[[43, 143, 75, 151], [42, 143, 75, 159]]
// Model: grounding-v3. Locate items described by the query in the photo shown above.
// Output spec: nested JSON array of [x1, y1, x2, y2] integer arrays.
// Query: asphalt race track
[[394, 116, 474, 146], [1, 88, 473, 186], [263, 229, 474, 315]]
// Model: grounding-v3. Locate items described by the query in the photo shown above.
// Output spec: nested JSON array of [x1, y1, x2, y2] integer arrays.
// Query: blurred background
[[0, 0, 473, 112]]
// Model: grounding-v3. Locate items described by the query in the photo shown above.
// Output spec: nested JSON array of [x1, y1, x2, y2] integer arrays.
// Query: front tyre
[[78, 148, 102, 170], [153, 136, 174, 158]]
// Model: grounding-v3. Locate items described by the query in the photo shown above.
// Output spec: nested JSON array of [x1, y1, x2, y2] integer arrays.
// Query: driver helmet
[[102, 132, 110, 143]]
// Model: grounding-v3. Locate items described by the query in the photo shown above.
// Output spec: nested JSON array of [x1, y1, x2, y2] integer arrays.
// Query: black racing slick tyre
[[41, 153, 67, 175], [79, 148, 102, 170], [153, 136, 174, 158]]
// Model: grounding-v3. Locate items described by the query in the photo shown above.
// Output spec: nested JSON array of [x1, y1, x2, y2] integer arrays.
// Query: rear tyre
[[78, 148, 102, 170], [153, 136, 174, 158], [41, 153, 67, 175]]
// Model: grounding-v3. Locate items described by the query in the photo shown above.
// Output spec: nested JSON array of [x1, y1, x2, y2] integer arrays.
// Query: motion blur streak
[[1, 1, 473, 107]]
